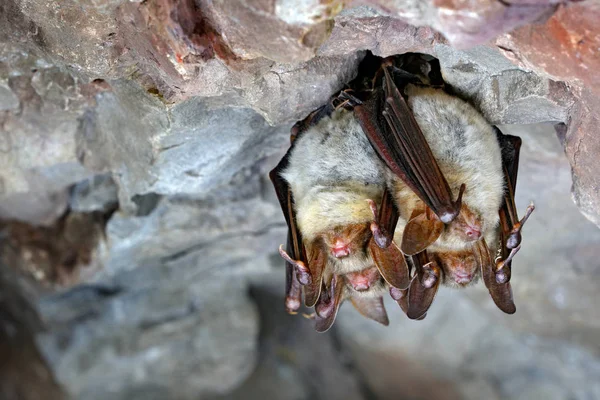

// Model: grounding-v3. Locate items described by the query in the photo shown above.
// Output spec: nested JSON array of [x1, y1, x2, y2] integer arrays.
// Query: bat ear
[[314, 275, 345, 333], [401, 209, 444, 256], [369, 238, 410, 290], [406, 261, 440, 319], [350, 296, 389, 326], [475, 240, 516, 314], [303, 241, 327, 307]]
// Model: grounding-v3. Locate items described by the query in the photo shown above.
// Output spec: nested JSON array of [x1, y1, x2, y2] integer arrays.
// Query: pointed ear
[[350, 296, 389, 326], [406, 260, 440, 320], [475, 239, 516, 314], [401, 209, 443, 256], [314, 275, 345, 333], [369, 238, 410, 290], [303, 240, 327, 307]]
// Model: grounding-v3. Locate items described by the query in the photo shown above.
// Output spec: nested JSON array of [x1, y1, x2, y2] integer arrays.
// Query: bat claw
[[302, 312, 316, 320], [279, 244, 312, 285]]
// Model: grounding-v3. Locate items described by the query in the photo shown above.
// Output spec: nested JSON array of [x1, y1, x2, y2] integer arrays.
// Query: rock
[[1, 0, 600, 399], [494, 0, 600, 227], [496, 1, 600, 93], [37, 278, 259, 400], [208, 277, 368, 400], [197, 0, 340, 63], [69, 174, 119, 214], [0, 265, 65, 400]]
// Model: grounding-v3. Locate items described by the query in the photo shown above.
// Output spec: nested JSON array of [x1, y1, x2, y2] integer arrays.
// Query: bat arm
[[441, 183, 466, 224], [420, 261, 440, 289], [507, 203, 535, 249], [366, 199, 392, 248], [279, 244, 312, 286]]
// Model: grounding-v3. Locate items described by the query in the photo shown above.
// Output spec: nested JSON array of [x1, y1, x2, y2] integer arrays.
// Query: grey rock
[[0, 81, 19, 111], [434, 44, 575, 125], [208, 277, 368, 400], [37, 278, 259, 400], [76, 79, 168, 211], [69, 174, 119, 213]]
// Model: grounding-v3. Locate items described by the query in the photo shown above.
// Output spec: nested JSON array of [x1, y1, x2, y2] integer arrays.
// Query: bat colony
[[270, 54, 535, 332]]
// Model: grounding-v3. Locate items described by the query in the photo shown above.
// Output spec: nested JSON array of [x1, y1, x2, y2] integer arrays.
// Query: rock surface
[[0, 0, 599, 399]]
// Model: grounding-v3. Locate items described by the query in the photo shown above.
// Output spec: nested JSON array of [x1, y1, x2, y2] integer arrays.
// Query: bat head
[[434, 250, 480, 287], [446, 205, 483, 243], [321, 223, 372, 259], [343, 266, 386, 294]]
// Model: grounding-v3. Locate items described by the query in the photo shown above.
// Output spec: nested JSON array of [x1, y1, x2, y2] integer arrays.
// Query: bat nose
[[353, 282, 370, 291], [465, 226, 481, 240], [332, 240, 350, 258]]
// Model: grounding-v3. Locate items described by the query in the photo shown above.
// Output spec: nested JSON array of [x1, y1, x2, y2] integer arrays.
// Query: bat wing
[[315, 275, 345, 333], [270, 156, 306, 313], [401, 208, 444, 256], [406, 251, 441, 319], [355, 66, 463, 226], [303, 242, 326, 307], [495, 128, 534, 251], [369, 237, 410, 290], [475, 238, 516, 314], [270, 106, 334, 312], [371, 187, 400, 248], [350, 296, 389, 326]]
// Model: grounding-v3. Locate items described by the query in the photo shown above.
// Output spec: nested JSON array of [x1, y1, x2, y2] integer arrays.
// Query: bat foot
[[302, 312, 316, 320]]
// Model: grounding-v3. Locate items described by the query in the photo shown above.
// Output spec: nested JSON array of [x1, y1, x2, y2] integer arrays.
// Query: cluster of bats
[[270, 54, 534, 332]]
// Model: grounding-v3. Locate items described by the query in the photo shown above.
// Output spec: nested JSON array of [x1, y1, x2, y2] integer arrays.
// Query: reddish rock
[[496, 1, 600, 93], [494, 0, 600, 226]]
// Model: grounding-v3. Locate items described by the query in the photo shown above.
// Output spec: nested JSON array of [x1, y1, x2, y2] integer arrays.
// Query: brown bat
[[352, 54, 534, 318], [270, 103, 410, 332], [271, 53, 534, 328]]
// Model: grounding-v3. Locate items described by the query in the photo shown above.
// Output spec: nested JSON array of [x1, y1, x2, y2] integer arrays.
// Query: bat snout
[[453, 271, 474, 284], [331, 239, 350, 258], [464, 226, 481, 240], [346, 267, 380, 292]]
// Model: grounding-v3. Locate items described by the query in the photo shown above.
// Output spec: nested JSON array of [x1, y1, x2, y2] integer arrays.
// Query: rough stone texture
[[1, 0, 600, 399], [0, 266, 65, 400], [496, 0, 600, 227], [37, 279, 259, 400]]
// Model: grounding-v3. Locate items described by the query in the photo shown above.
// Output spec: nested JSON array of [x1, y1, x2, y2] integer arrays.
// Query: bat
[[270, 53, 534, 328], [270, 102, 410, 332], [353, 54, 534, 317]]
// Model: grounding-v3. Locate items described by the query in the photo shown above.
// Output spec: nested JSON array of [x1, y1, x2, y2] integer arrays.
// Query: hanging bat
[[269, 103, 410, 332], [353, 54, 534, 318], [270, 53, 534, 329]]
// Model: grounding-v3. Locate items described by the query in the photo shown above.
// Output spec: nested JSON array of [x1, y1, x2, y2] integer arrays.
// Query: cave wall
[[0, 1, 599, 399]]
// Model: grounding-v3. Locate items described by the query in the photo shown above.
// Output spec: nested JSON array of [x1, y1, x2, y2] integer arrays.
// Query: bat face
[[433, 249, 480, 287], [320, 223, 372, 259], [343, 266, 386, 293], [445, 206, 483, 243]]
